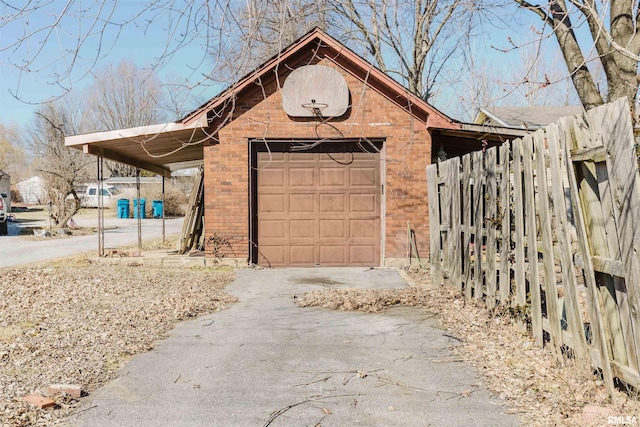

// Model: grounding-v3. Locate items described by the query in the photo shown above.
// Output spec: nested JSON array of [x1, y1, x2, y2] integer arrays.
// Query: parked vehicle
[[77, 185, 121, 208], [0, 194, 7, 235]]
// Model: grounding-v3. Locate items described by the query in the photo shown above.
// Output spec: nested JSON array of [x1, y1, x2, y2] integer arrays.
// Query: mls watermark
[[609, 416, 638, 425]]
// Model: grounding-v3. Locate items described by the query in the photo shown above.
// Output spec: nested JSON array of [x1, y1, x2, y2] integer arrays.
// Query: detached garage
[[66, 28, 472, 267]]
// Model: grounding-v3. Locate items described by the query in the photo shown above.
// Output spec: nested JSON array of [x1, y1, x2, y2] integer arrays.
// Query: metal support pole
[[97, 157, 105, 257], [136, 168, 142, 250], [162, 175, 166, 243]]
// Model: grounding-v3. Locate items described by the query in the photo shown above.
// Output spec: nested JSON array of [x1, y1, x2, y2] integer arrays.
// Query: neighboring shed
[[0, 170, 10, 212], [475, 105, 584, 130], [66, 28, 520, 267]]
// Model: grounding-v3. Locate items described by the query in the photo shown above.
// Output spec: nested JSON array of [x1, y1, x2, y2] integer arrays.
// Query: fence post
[[472, 151, 484, 299], [462, 154, 473, 299], [499, 144, 511, 305], [427, 163, 441, 285], [512, 140, 527, 308], [450, 157, 462, 289], [522, 135, 543, 345]]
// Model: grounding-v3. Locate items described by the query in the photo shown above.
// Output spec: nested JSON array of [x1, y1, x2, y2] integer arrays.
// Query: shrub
[[119, 183, 187, 218]]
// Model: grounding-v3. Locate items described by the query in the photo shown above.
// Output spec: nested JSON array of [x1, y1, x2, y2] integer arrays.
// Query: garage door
[[256, 142, 381, 267]]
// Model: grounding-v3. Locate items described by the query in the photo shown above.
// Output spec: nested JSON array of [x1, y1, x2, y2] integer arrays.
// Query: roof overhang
[[432, 122, 529, 142], [65, 117, 210, 178]]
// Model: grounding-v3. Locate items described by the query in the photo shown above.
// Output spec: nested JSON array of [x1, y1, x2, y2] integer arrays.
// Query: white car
[[81, 185, 121, 208]]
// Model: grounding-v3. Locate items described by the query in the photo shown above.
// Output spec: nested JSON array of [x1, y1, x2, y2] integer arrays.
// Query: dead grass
[[0, 258, 236, 426], [297, 268, 640, 426]]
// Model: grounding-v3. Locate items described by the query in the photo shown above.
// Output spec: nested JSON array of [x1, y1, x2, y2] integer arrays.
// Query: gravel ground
[[0, 257, 235, 426], [298, 269, 640, 426]]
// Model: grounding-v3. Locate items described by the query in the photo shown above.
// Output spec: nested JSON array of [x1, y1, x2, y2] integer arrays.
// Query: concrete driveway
[[71, 268, 518, 427]]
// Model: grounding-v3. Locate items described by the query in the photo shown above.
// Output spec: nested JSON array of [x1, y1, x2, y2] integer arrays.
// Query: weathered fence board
[[449, 157, 462, 288], [486, 147, 498, 308], [462, 155, 473, 298], [472, 151, 484, 299], [499, 144, 511, 304], [512, 141, 526, 308], [522, 135, 542, 344], [427, 164, 440, 285]]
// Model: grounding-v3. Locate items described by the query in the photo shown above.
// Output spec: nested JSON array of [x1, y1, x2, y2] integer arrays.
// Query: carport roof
[[65, 118, 209, 179]]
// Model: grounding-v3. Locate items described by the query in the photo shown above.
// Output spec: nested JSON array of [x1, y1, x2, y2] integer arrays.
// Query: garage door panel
[[319, 194, 346, 212], [319, 245, 347, 265], [289, 168, 315, 187], [350, 194, 377, 213], [258, 152, 285, 162], [319, 153, 351, 163], [351, 151, 377, 160], [350, 168, 377, 186], [289, 194, 315, 212], [350, 219, 377, 238], [290, 219, 315, 238], [290, 152, 315, 161], [290, 246, 315, 265], [259, 168, 285, 187], [259, 220, 286, 238], [259, 246, 286, 266], [259, 194, 286, 213], [319, 168, 347, 187], [319, 219, 346, 239], [349, 245, 377, 265]]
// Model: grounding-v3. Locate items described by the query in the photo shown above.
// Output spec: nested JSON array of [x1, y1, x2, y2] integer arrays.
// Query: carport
[[65, 119, 210, 254]]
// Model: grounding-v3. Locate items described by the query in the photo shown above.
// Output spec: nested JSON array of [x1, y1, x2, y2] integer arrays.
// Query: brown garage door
[[256, 142, 381, 267]]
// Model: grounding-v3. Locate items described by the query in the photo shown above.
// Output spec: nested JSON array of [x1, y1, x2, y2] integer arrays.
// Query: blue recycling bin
[[117, 199, 129, 219], [152, 200, 164, 219], [133, 198, 146, 219]]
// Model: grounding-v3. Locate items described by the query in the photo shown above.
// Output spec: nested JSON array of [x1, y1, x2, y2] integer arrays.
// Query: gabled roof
[[66, 28, 458, 176], [182, 27, 457, 129], [475, 105, 584, 130]]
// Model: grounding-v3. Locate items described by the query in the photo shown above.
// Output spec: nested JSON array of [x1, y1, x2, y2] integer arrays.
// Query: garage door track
[[71, 268, 518, 426]]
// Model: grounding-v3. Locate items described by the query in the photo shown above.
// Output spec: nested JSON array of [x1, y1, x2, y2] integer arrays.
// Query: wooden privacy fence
[[427, 98, 640, 398]]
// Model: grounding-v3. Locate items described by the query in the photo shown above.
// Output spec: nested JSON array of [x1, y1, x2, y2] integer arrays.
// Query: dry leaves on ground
[[0, 258, 235, 426], [297, 268, 640, 426]]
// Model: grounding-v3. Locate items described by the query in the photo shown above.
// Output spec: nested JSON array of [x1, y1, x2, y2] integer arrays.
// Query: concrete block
[[47, 384, 82, 398], [23, 394, 56, 409]]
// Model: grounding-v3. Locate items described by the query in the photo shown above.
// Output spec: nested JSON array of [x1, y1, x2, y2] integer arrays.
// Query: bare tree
[[452, 56, 502, 121], [497, 34, 581, 107], [86, 60, 168, 176], [28, 99, 93, 227], [237, 0, 328, 64], [513, 0, 640, 114], [328, 0, 478, 102], [87, 61, 167, 132], [0, 123, 27, 181]]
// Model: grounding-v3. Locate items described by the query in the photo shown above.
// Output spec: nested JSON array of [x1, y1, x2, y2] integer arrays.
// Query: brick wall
[[203, 57, 432, 264]]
